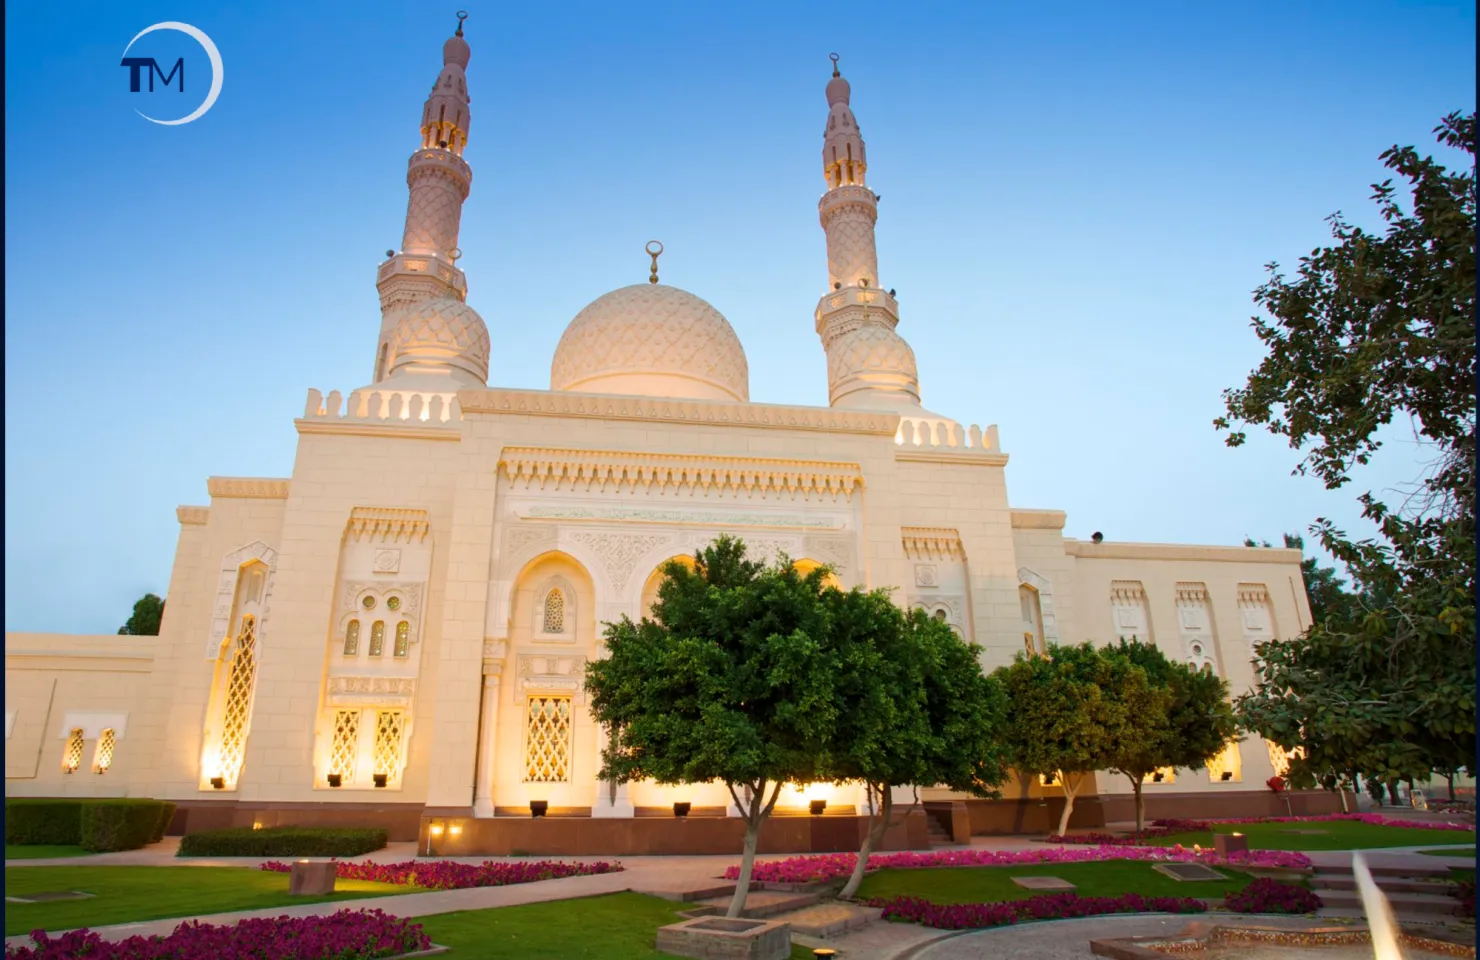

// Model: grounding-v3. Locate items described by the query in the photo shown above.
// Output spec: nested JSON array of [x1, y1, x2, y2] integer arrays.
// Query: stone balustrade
[[303, 388, 461, 424], [894, 417, 1000, 452]]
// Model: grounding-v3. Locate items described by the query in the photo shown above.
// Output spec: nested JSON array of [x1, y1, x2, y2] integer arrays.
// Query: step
[[634, 881, 755, 903], [690, 890, 821, 920], [1312, 876, 1462, 895], [769, 902, 882, 938], [1314, 862, 1454, 879], [1314, 889, 1461, 917]]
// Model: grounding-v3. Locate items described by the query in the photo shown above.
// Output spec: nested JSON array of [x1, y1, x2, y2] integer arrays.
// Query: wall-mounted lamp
[[327, 774, 343, 788], [1221, 771, 1234, 782], [809, 799, 828, 816], [252, 822, 264, 831], [210, 777, 226, 790], [373, 773, 389, 789], [673, 802, 691, 819], [530, 800, 548, 818], [448, 823, 463, 838]]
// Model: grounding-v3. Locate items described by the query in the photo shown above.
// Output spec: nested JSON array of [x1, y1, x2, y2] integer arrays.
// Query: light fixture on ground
[[673, 801, 691, 818], [530, 800, 548, 818], [809, 799, 827, 816], [373, 773, 388, 788], [209, 776, 225, 790], [326, 773, 342, 788]]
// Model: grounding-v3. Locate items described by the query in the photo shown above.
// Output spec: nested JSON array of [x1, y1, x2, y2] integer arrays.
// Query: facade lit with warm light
[[3, 20, 1332, 851]]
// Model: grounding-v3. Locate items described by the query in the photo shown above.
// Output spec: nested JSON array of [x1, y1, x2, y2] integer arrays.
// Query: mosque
[[3, 16, 1336, 853]]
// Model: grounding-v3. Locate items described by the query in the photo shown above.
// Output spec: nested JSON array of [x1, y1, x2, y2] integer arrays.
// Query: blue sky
[[5, 1, 1474, 634]]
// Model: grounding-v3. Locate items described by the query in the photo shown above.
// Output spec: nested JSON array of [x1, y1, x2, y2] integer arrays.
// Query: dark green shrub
[[178, 826, 389, 858], [80, 800, 169, 852], [150, 801, 179, 843], [5, 799, 86, 845]]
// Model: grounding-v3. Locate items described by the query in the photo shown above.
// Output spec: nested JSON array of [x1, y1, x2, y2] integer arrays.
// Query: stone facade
[[3, 22, 1322, 840]]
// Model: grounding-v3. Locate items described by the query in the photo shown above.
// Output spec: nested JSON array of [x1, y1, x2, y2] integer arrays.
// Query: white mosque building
[[3, 17, 1330, 853]]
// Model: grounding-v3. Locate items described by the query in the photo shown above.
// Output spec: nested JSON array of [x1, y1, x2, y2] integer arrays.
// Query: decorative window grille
[[543, 590, 565, 634], [1142, 766, 1177, 784], [1266, 741, 1302, 778], [369, 620, 385, 656], [373, 710, 406, 785], [218, 614, 259, 787], [343, 619, 360, 656], [394, 621, 410, 658], [1207, 741, 1242, 783], [93, 728, 116, 774], [62, 728, 84, 774], [330, 710, 360, 781], [524, 696, 572, 783]]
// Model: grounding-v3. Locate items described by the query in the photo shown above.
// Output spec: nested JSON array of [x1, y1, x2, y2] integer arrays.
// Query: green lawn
[[1156, 820, 1477, 852], [1415, 847, 1477, 857], [416, 893, 814, 960], [854, 861, 1257, 905], [5, 845, 91, 860], [3, 866, 416, 937]]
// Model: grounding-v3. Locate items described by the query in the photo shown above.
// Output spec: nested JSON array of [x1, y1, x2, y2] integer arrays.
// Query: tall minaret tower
[[371, 12, 477, 384], [814, 54, 922, 411]]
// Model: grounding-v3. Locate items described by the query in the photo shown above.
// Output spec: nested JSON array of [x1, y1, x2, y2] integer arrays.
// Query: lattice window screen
[[62, 728, 84, 773], [343, 620, 360, 656], [218, 615, 259, 787], [394, 621, 410, 658], [1207, 742, 1242, 783], [330, 710, 360, 781], [373, 710, 406, 785], [1266, 741, 1302, 778], [543, 590, 565, 633], [93, 728, 116, 773], [524, 696, 572, 783], [369, 621, 385, 656], [1141, 766, 1177, 784]]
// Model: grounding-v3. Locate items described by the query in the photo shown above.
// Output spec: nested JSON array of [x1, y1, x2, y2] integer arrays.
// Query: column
[[472, 669, 501, 817]]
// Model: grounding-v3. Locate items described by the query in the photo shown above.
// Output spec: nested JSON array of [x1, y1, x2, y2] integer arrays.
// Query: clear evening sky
[[4, 1, 1474, 633]]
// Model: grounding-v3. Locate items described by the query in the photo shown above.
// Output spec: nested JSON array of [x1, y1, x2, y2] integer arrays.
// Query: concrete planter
[[656, 916, 792, 960]]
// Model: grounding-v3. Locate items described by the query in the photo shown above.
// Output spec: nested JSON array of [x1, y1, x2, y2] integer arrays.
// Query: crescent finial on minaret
[[456, 10, 467, 37], [830, 52, 840, 78]]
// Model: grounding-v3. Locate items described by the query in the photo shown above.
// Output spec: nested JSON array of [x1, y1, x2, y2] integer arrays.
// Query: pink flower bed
[[867, 892, 1207, 930], [1224, 878, 1323, 914], [1154, 813, 1474, 832], [722, 845, 1311, 884], [5, 909, 429, 960], [260, 858, 622, 890]]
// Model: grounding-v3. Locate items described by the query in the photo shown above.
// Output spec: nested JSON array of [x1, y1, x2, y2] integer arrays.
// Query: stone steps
[[1313, 861, 1453, 879], [690, 890, 821, 920], [634, 881, 754, 903], [1314, 888, 1460, 917], [1312, 875, 1459, 895], [768, 902, 882, 938]]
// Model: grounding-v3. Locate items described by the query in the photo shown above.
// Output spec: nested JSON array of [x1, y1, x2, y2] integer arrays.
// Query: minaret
[[371, 12, 476, 384], [814, 54, 921, 410]]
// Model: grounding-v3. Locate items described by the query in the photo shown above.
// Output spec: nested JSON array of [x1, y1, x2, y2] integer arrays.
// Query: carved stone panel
[[326, 675, 417, 708], [569, 532, 672, 591]]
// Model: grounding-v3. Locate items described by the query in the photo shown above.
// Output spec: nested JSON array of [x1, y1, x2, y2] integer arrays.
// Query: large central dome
[[550, 284, 749, 402]]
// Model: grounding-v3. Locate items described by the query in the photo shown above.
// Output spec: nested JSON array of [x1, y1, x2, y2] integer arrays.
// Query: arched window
[[94, 728, 116, 774], [369, 621, 386, 656], [543, 589, 565, 634], [343, 619, 360, 656], [394, 621, 411, 658], [62, 728, 84, 774], [931, 609, 947, 622], [1020, 584, 1045, 656]]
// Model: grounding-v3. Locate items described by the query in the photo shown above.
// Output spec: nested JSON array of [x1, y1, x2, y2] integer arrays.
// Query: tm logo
[[120, 22, 223, 125]]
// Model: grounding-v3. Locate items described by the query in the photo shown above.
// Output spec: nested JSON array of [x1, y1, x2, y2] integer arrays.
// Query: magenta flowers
[[722, 845, 1312, 884], [6, 909, 430, 960], [260, 857, 622, 890], [867, 892, 1207, 930], [1223, 878, 1323, 914]]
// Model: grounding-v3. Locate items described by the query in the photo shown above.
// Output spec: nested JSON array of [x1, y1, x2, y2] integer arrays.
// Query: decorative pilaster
[[472, 668, 501, 817]]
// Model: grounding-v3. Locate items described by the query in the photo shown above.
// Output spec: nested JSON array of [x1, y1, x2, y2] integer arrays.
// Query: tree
[[1243, 534, 1355, 625], [830, 593, 1008, 899], [1220, 112, 1476, 788], [993, 643, 1133, 838], [1105, 639, 1238, 832], [118, 593, 165, 636], [584, 536, 838, 918]]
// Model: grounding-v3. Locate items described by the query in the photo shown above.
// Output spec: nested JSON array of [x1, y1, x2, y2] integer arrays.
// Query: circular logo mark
[[122, 22, 223, 125]]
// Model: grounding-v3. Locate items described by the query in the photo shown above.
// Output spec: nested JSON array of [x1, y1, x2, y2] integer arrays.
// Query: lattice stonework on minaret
[[330, 710, 360, 781], [218, 615, 259, 787], [373, 710, 406, 785], [524, 696, 571, 783]]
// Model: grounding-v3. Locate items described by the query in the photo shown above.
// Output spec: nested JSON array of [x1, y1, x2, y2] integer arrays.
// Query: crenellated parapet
[[300, 387, 462, 433]]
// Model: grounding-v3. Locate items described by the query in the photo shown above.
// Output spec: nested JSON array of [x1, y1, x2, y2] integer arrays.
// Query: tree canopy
[[1220, 112, 1476, 788], [118, 593, 165, 636], [1243, 533, 1355, 626]]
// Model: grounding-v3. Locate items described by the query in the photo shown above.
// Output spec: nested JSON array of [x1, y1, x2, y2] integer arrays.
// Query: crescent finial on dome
[[646, 240, 664, 285]]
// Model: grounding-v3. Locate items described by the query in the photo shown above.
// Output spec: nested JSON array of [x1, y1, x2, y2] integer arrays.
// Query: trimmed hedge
[[6, 798, 173, 851], [178, 826, 389, 858], [81, 800, 167, 852], [5, 799, 86, 845]]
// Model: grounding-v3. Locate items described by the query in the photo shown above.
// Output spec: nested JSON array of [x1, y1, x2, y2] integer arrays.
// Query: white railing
[[303, 388, 461, 425], [894, 417, 1000, 453]]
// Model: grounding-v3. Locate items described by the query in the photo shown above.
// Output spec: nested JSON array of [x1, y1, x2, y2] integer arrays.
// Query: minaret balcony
[[814, 288, 899, 338]]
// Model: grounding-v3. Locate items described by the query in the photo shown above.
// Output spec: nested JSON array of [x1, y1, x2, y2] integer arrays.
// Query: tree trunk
[[725, 781, 781, 918], [1448, 773, 1456, 801], [1055, 772, 1079, 838], [840, 784, 891, 900], [1129, 775, 1146, 833]]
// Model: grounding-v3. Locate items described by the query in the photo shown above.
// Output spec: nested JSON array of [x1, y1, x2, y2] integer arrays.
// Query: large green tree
[[994, 643, 1134, 838], [1219, 112, 1476, 787], [1105, 639, 1238, 832], [118, 593, 165, 636], [830, 593, 1008, 899], [1243, 534, 1355, 626], [584, 536, 838, 917]]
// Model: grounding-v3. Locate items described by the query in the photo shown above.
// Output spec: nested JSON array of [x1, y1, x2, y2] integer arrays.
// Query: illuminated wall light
[[429, 823, 445, 836]]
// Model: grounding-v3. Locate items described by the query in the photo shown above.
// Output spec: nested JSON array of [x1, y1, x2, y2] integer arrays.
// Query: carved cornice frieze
[[326, 675, 417, 708], [207, 477, 290, 500], [1236, 583, 1271, 606], [514, 504, 844, 530], [1175, 581, 1210, 602], [498, 447, 865, 501], [176, 506, 210, 526], [1110, 580, 1148, 603], [901, 526, 965, 561], [345, 507, 432, 544], [458, 388, 898, 436]]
